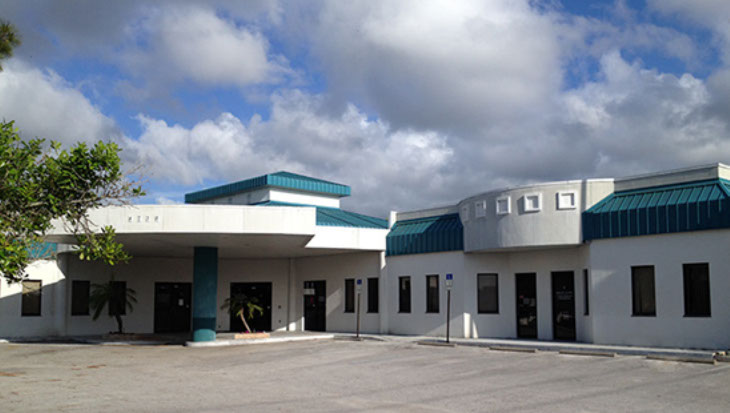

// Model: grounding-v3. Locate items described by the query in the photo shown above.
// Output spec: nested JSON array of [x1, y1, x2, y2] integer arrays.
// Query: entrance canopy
[[46, 204, 387, 258]]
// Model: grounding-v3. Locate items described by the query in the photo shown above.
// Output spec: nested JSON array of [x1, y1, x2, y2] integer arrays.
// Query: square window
[[475, 200, 487, 218], [557, 191, 577, 210], [496, 197, 511, 215], [524, 193, 542, 212], [460, 205, 470, 221]]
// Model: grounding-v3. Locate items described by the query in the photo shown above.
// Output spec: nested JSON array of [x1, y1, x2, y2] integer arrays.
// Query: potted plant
[[221, 292, 266, 338]]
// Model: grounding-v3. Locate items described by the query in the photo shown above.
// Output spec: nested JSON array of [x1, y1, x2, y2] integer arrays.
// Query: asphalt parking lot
[[1, 339, 729, 412]]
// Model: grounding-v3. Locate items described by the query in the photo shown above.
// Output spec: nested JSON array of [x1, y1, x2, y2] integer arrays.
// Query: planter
[[233, 332, 270, 340]]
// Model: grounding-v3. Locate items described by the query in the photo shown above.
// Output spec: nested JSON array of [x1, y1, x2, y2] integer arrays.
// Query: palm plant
[[90, 278, 137, 334], [221, 293, 263, 333]]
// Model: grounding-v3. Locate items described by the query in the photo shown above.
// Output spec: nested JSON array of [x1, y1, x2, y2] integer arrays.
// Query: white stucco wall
[[386, 251, 466, 337], [0, 258, 67, 338], [589, 230, 730, 349]]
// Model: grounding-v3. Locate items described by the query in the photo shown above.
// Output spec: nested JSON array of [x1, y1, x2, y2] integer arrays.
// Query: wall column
[[192, 247, 218, 342]]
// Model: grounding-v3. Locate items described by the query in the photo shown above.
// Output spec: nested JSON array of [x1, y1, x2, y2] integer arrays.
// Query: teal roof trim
[[185, 171, 351, 203], [255, 201, 388, 229], [583, 179, 730, 241], [386, 214, 464, 256]]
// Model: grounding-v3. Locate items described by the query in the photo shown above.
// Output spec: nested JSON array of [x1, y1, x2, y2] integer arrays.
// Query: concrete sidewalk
[[338, 333, 724, 363]]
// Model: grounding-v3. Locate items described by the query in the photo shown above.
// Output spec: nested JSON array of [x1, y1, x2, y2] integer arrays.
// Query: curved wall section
[[460, 180, 613, 252]]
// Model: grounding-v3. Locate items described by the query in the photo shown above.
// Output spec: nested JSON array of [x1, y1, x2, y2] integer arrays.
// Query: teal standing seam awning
[[386, 213, 464, 256], [582, 179, 730, 241]]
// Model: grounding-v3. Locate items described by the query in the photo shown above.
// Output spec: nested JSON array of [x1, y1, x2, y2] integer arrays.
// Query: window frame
[[557, 191, 578, 210], [683, 263, 711, 317], [426, 275, 440, 313], [474, 200, 487, 218], [477, 273, 499, 314], [631, 266, 656, 317], [398, 276, 411, 314], [344, 278, 355, 313], [367, 277, 379, 313], [71, 280, 91, 316], [21, 279, 42, 317], [523, 193, 542, 212], [496, 196, 511, 215]]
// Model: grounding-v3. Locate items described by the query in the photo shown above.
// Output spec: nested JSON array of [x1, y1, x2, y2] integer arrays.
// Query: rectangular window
[[71, 280, 90, 316], [496, 196, 511, 215], [631, 266, 656, 316], [583, 269, 590, 316], [398, 276, 411, 313], [477, 273, 499, 313], [21, 280, 42, 316], [367, 278, 379, 313], [557, 191, 577, 210], [426, 275, 439, 313], [475, 200, 487, 217], [683, 263, 711, 317], [524, 193, 542, 212], [344, 278, 354, 313], [109, 281, 127, 316]]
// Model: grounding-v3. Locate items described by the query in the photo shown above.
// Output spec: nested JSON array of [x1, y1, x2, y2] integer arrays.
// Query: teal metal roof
[[256, 201, 388, 229], [185, 171, 351, 203], [583, 179, 730, 241], [28, 242, 57, 259], [386, 214, 464, 256]]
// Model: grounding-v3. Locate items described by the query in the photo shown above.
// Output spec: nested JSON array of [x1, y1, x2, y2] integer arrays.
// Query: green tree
[[221, 293, 264, 333], [0, 19, 21, 71], [0, 121, 144, 283], [90, 278, 137, 334]]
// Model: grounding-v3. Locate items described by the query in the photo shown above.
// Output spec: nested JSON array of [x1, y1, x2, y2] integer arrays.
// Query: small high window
[[524, 193, 542, 212], [683, 263, 711, 317], [71, 280, 90, 316], [631, 266, 656, 316], [496, 196, 511, 215], [367, 278, 379, 313], [426, 275, 439, 313], [344, 278, 355, 313], [477, 274, 499, 314], [475, 200, 487, 218], [399, 276, 411, 313], [557, 191, 577, 210], [22, 280, 42, 317]]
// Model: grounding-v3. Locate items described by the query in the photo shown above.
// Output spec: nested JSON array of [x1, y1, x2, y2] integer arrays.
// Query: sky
[[1, 0, 730, 217]]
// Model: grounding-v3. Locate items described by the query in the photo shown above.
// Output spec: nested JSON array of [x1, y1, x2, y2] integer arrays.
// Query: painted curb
[[185, 334, 334, 348]]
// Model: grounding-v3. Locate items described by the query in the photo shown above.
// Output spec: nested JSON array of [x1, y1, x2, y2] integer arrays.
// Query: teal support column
[[192, 247, 218, 342]]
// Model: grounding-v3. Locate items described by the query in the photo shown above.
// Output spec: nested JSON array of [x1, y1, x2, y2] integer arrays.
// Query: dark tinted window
[[631, 266, 655, 316], [22, 280, 42, 316], [71, 280, 90, 316], [109, 281, 127, 316], [477, 274, 498, 313], [426, 275, 439, 313], [399, 276, 411, 313], [367, 278, 378, 313], [344, 279, 354, 313], [683, 263, 711, 317]]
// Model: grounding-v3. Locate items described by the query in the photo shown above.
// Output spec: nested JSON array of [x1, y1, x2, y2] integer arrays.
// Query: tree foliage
[[0, 121, 144, 283], [0, 19, 21, 71]]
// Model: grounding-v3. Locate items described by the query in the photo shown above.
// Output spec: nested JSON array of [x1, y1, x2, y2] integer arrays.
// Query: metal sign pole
[[356, 279, 362, 339], [445, 273, 453, 344]]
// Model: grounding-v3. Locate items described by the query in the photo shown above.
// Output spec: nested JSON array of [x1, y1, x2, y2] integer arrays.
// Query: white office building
[[2, 164, 729, 350]]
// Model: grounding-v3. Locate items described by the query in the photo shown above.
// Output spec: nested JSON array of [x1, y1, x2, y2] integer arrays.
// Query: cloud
[[0, 61, 120, 145], [120, 6, 291, 89]]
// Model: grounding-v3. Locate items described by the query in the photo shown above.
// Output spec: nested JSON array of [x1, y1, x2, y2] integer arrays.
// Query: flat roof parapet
[[615, 163, 730, 192]]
